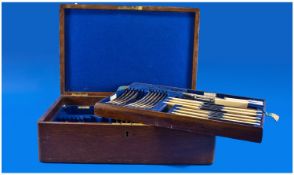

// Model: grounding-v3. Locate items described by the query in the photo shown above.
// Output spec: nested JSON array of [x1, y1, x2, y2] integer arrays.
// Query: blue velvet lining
[[53, 105, 114, 123], [64, 9, 195, 92]]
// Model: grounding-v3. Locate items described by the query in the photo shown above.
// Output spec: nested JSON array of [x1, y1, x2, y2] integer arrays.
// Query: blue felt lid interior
[[64, 8, 196, 92]]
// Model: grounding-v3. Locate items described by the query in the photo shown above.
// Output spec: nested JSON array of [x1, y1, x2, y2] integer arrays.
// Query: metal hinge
[[118, 6, 143, 11], [70, 93, 88, 97]]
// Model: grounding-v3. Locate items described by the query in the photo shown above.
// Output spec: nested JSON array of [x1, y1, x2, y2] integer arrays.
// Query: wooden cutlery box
[[38, 4, 218, 164]]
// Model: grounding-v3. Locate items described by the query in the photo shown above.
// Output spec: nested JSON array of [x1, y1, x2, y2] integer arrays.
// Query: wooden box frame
[[38, 4, 216, 164]]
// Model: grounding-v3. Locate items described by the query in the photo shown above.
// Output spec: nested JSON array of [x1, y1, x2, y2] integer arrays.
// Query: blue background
[[2, 2, 292, 173]]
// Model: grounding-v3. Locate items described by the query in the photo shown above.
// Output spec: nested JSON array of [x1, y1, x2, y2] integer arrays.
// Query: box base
[[38, 96, 215, 164]]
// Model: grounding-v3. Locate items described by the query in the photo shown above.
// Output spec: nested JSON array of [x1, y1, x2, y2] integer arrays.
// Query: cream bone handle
[[214, 98, 249, 108], [224, 97, 264, 106]]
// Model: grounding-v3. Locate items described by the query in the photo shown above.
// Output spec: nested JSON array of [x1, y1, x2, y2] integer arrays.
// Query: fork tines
[[126, 90, 166, 109], [107, 89, 140, 105]]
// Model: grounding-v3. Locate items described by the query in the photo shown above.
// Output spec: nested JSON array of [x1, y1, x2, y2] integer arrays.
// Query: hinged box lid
[[60, 4, 200, 96]]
